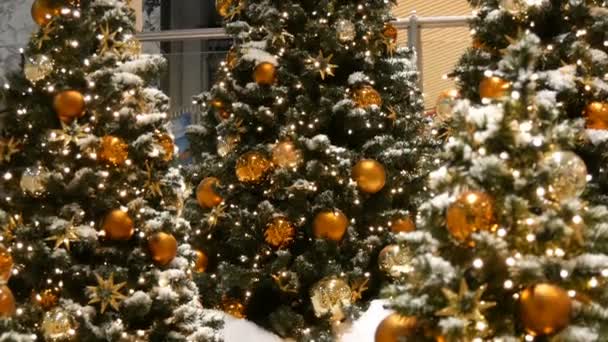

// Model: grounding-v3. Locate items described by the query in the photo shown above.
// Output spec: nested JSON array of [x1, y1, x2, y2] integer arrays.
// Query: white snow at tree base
[[221, 300, 392, 342]]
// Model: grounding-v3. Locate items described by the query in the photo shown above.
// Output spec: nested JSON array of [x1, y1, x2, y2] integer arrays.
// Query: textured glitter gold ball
[[352, 159, 386, 194], [235, 151, 273, 183], [272, 141, 303, 169], [102, 209, 134, 241], [265, 217, 296, 249], [98, 136, 129, 166], [313, 209, 348, 241], [148, 232, 178, 266], [519, 283, 571, 336], [446, 191, 495, 243], [353, 85, 382, 108]]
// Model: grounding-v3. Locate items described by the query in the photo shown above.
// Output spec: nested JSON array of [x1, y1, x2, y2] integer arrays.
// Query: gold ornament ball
[[391, 216, 415, 234], [310, 277, 352, 321], [54, 90, 86, 123], [313, 209, 349, 241], [253, 62, 277, 85], [435, 89, 459, 122], [98, 135, 129, 166], [222, 297, 246, 318], [264, 217, 296, 249], [520, 284, 572, 336], [156, 133, 175, 162], [194, 250, 209, 273], [272, 141, 303, 169], [196, 177, 223, 208], [148, 232, 178, 266], [479, 76, 511, 100], [235, 151, 273, 183], [0, 285, 15, 317], [352, 159, 386, 194], [31, 0, 61, 26], [378, 244, 413, 278], [383, 24, 398, 42], [375, 313, 418, 342], [25, 54, 54, 82], [0, 245, 13, 282], [541, 151, 587, 201], [585, 101, 608, 130], [42, 307, 76, 341], [353, 85, 382, 108], [446, 191, 495, 243], [102, 209, 134, 241]]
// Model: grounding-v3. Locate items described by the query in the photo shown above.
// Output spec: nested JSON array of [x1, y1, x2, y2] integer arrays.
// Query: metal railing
[[136, 14, 472, 90]]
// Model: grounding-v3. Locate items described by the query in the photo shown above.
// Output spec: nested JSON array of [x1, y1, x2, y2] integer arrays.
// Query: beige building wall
[[394, 1, 472, 109]]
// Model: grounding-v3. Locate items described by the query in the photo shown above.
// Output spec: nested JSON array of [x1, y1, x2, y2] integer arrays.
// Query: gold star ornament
[[1, 214, 23, 244], [309, 51, 338, 80], [98, 22, 119, 55], [0, 137, 21, 164], [87, 273, 127, 314], [44, 218, 80, 251], [436, 279, 496, 326]]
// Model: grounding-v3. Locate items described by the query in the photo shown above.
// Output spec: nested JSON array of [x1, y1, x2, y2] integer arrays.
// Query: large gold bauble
[[0, 245, 13, 282], [102, 209, 134, 241], [235, 151, 273, 183], [253, 62, 277, 85], [42, 307, 76, 341], [391, 216, 415, 233], [585, 101, 608, 130], [196, 177, 223, 208], [353, 85, 382, 108], [352, 159, 386, 194], [519, 284, 572, 336], [32, 0, 61, 26], [446, 191, 495, 243], [378, 244, 414, 278], [194, 250, 208, 273], [148, 232, 178, 266], [310, 277, 352, 321], [375, 313, 418, 342], [0, 285, 15, 317], [215, 0, 234, 17], [435, 89, 459, 122], [98, 136, 129, 166], [264, 217, 296, 249], [541, 151, 587, 201], [222, 297, 246, 318], [54, 90, 86, 123], [313, 209, 349, 241], [272, 141, 303, 169], [479, 76, 510, 100], [156, 133, 174, 162]]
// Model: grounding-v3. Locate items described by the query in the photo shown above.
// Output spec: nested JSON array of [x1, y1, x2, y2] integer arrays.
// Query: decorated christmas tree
[[379, 34, 608, 341], [450, 0, 608, 203], [183, 0, 436, 340], [0, 0, 221, 340]]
